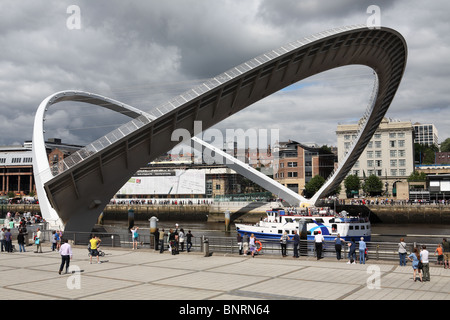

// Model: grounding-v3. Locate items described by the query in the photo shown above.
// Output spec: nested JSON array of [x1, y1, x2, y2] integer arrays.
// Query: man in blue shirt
[[359, 237, 367, 264]]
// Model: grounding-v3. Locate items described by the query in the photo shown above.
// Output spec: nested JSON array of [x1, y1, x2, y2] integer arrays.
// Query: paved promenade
[[1, 244, 449, 301]]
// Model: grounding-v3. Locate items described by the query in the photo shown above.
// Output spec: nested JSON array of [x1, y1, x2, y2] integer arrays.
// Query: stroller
[[87, 243, 105, 257]]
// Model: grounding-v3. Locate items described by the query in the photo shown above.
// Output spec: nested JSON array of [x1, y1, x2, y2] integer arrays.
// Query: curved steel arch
[[36, 25, 407, 231]]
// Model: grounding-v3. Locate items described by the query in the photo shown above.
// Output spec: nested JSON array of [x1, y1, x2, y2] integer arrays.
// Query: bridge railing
[[37, 230, 440, 263]]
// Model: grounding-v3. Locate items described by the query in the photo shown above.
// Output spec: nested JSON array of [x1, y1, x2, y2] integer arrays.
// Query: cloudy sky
[[1, 0, 449, 149]]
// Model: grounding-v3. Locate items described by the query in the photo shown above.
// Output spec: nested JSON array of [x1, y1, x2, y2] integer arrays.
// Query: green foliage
[[304, 175, 325, 198], [344, 174, 360, 196], [441, 138, 450, 152], [414, 143, 438, 164], [362, 174, 383, 196], [407, 171, 427, 182]]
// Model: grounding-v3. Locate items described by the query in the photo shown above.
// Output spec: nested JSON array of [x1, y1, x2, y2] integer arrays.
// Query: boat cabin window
[[278, 230, 283, 234], [355, 226, 359, 230], [332, 224, 337, 233], [349, 226, 353, 230], [285, 218, 293, 223], [361, 225, 365, 230], [315, 219, 324, 223], [304, 219, 314, 224]]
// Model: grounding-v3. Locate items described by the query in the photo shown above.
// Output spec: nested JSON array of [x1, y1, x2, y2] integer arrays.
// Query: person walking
[[408, 247, 423, 282], [58, 238, 73, 274], [280, 231, 290, 257], [442, 238, 450, 269], [292, 230, 300, 258], [17, 229, 26, 252], [421, 245, 430, 282], [186, 230, 194, 253], [51, 230, 57, 251], [334, 234, 343, 260], [314, 231, 324, 260], [359, 237, 366, 264], [398, 238, 408, 266]]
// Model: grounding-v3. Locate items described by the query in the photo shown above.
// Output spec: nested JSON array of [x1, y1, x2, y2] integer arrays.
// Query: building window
[[374, 133, 381, 139], [399, 159, 406, 167], [367, 151, 373, 159], [390, 169, 397, 176], [390, 150, 397, 157], [375, 141, 382, 148], [367, 141, 373, 148], [398, 132, 405, 138], [390, 160, 397, 167], [375, 150, 382, 158], [287, 162, 297, 167], [389, 132, 397, 138], [215, 184, 221, 190], [367, 160, 374, 167], [344, 134, 351, 140], [389, 140, 396, 148], [288, 172, 298, 178], [399, 169, 406, 176], [398, 140, 405, 147], [375, 160, 382, 167], [398, 150, 406, 157]]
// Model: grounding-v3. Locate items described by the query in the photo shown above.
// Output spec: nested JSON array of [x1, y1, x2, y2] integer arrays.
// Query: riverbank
[[3, 202, 450, 225]]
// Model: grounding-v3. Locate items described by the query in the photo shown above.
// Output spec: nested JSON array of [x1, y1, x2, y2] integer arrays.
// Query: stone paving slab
[[0, 244, 449, 302]]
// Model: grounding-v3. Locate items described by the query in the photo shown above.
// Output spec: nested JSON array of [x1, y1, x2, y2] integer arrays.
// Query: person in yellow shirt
[[89, 235, 101, 264]]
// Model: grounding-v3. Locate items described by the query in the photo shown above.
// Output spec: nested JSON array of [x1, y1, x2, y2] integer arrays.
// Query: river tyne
[[103, 219, 450, 245]]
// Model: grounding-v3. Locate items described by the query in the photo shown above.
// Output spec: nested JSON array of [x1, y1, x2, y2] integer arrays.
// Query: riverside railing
[[36, 230, 442, 263]]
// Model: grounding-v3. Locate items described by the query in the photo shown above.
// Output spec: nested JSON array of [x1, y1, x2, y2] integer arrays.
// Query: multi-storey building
[[273, 140, 336, 196], [413, 123, 439, 147], [336, 117, 414, 198]]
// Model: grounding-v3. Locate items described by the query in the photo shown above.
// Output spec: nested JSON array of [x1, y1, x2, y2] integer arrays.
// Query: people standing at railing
[[435, 244, 443, 266], [17, 229, 26, 252], [421, 245, 430, 282], [347, 238, 356, 264], [279, 231, 289, 257], [131, 226, 139, 250], [237, 233, 243, 255], [159, 228, 166, 253], [334, 234, 343, 260], [186, 230, 194, 252], [359, 237, 366, 264], [179, 228, 185, 252], [314, 231, 324, 260], [398, 238, 408, 266], [293, 230, 300, 258], [442, 238, 450, 269], [242, 233, 249, 255]]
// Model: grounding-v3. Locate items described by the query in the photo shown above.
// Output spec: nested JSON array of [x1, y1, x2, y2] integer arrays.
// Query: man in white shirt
[[315, 231, 325, 260], [420, 245, 430, 282], [59, 238, 73, 274]]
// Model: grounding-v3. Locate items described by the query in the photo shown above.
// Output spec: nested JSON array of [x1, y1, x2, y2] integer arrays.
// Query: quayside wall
[[4, 203, 450, 224]]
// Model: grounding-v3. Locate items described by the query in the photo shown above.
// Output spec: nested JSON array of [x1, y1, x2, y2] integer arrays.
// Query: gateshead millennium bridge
[[32, 25, 407, 231]]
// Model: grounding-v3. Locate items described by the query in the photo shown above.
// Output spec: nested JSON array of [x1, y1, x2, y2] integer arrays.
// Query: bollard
[[203, 236, 210, 257], [127, 209, 134, 230], [224, 210, 230, 232]]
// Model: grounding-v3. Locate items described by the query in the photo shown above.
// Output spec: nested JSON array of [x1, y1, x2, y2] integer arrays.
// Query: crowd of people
[[109, 199, 213, 205]]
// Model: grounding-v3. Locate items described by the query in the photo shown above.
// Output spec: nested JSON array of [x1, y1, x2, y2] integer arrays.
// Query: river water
[[103, 219, 450, 245]]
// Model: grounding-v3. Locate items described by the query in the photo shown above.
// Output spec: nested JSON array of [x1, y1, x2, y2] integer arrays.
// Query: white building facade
[[336, 118, 415, 197]]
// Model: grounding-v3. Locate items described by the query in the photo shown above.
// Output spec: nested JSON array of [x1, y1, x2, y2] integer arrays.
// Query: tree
[[441, 138, 450, 152], [414, 143, 438, 164], [304, 175, 325, 198], [362, 174, 383, 196], [407, 171, 427, 182], [344, 174, 361, 197]]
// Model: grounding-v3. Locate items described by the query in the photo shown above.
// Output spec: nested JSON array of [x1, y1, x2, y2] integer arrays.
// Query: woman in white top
[[249, 234, 257, 258]]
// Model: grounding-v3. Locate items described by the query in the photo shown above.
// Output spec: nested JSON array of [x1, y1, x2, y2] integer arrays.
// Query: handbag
[[35, 238, 40, 245]]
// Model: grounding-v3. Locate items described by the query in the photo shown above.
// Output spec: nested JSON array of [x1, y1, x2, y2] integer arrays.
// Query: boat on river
[[235, 207, 371, 241]]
